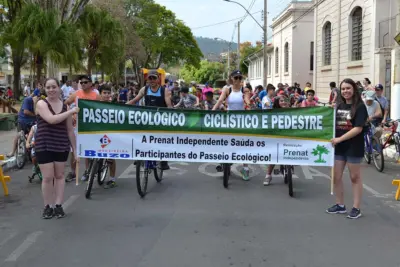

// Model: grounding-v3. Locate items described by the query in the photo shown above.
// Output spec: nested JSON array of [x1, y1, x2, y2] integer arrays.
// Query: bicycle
[[274, 165, 294, 197], [135, 160, 163, 198], [13, 119, 34, 169], [218, 163, 232, 188], [85, 158, 115, 199], [381, 119, 400, 161], [364, 122, 384, 172], [84, 158, 96, 199]]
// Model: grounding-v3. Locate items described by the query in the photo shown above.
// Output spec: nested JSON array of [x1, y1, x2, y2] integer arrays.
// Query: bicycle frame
[[364, 127, 374, 154]]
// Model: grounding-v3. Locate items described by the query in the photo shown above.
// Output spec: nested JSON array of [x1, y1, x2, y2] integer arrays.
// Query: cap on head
[[148, 70, 159, 78], [365, 90, 376, 101], [375, 84, 383, 90], [230, 70, 242, 77]]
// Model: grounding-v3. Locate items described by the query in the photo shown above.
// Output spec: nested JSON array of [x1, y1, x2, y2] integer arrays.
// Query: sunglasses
[[80, 81, 90, 85], [148, 76, 158, 81], [233, 76, 243, 81]]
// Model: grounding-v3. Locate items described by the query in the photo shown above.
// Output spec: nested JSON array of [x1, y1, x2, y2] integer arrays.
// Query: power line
[[240, 0, 256, 23], [192, 10, 262, 30]]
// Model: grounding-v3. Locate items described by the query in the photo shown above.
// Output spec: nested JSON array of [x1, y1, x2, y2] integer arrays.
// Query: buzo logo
[[100, 135, 111, 148], [84, 150, 130, 159]]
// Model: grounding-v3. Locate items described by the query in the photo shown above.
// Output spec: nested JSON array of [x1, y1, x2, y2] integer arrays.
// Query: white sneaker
[[263, 175, 272, 186]]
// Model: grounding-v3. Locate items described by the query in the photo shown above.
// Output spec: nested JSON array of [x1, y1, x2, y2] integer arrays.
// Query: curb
[[0, 157, 16, 173]]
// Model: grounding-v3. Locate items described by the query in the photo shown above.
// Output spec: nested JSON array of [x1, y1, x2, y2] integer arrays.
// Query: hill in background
[[195, 36, 238, 57]]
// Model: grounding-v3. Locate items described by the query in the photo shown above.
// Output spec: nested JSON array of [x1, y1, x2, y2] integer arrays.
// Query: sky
[[154, 0, 295, 44]]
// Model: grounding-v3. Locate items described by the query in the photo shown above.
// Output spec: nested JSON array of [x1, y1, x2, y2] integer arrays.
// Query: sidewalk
[[0, 130, 17, 172]]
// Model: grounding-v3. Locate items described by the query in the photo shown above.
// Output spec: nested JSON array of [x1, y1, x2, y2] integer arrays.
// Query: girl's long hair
[[273, 93, 289, 109], [338, 78, 362, 118]]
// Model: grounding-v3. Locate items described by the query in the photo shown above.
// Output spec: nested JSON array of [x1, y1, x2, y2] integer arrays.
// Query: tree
[[239, 42, 262, 75], [180, 60, 224, 85], [126, 0, 203, 68], [77, 5, 125, 75], [312, 145, 330, 163]]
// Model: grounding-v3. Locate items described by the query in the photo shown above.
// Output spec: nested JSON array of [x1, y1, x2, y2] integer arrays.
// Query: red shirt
[[7, 89, 13, 97]]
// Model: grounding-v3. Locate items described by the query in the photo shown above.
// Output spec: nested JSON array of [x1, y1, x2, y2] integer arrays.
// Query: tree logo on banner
[[312, 145, 330, 163]]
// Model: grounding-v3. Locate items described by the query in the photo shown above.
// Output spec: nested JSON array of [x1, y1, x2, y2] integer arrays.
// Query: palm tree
[[13, 4, 75, 79], [77, 5, 125, 76]]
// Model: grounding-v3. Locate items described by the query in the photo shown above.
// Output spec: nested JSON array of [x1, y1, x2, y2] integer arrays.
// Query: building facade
[[246, 1, 314, 89], [314, 0, 398, 101]]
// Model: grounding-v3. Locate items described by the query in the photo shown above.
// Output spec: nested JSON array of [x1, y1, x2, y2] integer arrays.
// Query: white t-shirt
[[62, 86, 72, 100], [262, 95, 273, 110]]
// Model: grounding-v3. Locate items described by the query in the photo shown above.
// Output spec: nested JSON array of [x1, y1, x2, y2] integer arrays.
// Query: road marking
[[0, 231, 17, 250], [5, 231, 43, 262], [118, 162, 188, 179], [362, 184, 380, 196], [198, 163, 220, 177], [63, 195, 79, 211], [118, 163, 135, 179], [301, 166, 331, 180]]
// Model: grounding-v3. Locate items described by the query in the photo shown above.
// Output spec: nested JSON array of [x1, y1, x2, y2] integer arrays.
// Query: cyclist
[[212, 70, 251, 180], [174, 86, 200, 109], [364, 91, 382, 128], [264, 94, 291, 186], [98, 85, 118, 188], [374, 84, 389, 123], [127, 69, 172, 170], [65, 75, 101, 181]]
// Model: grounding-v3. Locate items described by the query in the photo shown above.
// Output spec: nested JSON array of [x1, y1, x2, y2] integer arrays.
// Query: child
[[301, 89, 317, 107], [99, 85, 118, 189], [26, 123, 42, 180], [261, 84, 276, 110], [204, 91, 224, 110]]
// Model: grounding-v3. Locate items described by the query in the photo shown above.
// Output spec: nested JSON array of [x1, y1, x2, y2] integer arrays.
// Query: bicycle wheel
[[16, 132, 26, 169], [223, 163, 230, 188], [283, 165, 288, 184], [364, 135, 371, 164], [85, 159, 98, 199], [154, 162, 163, 182], [287, 166, 293, 197], [372, 136, 384, 172], [97, 159, 108, 185], [136, 161, 148, 198]]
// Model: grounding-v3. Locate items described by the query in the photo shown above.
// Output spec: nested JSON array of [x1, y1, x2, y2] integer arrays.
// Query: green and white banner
[[77, 99, 335, 166]]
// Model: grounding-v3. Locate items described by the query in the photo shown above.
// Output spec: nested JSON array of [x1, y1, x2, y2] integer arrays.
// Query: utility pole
[[263, 0, 268, 86], [228, 45, 231, 77], [391, 0, 400, 120], [237, 21, 241, 70]]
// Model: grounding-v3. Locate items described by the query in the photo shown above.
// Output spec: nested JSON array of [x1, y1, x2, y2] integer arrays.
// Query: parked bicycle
[[135, 160, 163, 198], [364, 122, 384, 172], [381, 119, 400, 162], [85, 158, 115, 199]]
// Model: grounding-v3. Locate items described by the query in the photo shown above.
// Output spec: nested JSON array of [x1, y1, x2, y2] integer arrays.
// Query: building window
[[323, 22, 332, 65], [284, 42, 289, 73], [275, 48, 279, 74], [351, 7, 363, 61], [310, 42, 314, 71]]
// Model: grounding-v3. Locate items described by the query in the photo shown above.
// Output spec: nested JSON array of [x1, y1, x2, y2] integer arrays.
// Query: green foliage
[[240, 42, 263, 75], [180, 60, 224, 84], [126, 0, 202, 68]]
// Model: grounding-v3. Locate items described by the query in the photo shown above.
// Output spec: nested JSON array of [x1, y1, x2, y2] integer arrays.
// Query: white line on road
[[63, 195, 80, 211], [5, 231, 43, 262]]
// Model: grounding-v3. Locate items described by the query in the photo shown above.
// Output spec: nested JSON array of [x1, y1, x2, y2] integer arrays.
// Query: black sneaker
[[347, 207, 362, 219], [42, 205, 54, 219], [160, 161, 170, 170], [54, 205, 66, 219], [326, 204, 347, 214]]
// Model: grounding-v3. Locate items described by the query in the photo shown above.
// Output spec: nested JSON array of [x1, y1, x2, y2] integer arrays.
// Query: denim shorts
[[335, 155, 363, 164]]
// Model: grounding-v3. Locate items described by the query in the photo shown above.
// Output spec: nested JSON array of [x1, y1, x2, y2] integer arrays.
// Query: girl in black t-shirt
[[326, 78, 368, 219]]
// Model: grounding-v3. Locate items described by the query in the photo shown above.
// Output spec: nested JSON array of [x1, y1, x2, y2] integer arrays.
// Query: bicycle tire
[[287, 166, 293, 197], [136, 161, 148, 198], [364, 135, 371, 164], [154, 162, 163, 182], [372, 136, 384, 172], [97, 159, 108, 185], [223, 163, 230, 188], [16, 132, 26, 169], [85, 159, 98, 199]]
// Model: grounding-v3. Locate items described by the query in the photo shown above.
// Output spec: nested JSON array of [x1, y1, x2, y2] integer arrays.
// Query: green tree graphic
[[312, 145, 329, 163]]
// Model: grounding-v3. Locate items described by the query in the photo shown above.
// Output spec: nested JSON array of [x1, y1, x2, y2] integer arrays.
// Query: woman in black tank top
[[35, 78, 79, 219]]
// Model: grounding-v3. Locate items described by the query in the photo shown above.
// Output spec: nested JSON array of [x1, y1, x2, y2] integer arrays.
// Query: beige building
[[314, 0, 398, 101], [247, 0, 315, 88]]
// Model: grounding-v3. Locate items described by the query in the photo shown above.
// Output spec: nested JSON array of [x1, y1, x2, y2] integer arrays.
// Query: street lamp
[[223, 0, 268, 87]]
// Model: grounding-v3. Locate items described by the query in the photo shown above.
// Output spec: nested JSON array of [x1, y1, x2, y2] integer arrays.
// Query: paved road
[[1, 158, 400, 267]]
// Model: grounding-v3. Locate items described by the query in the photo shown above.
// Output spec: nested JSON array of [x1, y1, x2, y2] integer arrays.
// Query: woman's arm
[[336, 127, 363, 144], [213, 88, 228, 110], [164, 88, 172, 108], [36, 100, 78, 125], [66, 116, 77, 158], [26, 127, 34, 148]]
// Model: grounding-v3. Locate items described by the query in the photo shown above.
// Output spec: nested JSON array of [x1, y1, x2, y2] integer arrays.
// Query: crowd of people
[[5, 68, 392, 220]]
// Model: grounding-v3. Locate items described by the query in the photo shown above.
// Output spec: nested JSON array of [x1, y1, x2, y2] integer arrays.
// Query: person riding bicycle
[[212, 70, 251, 180], [174, 87, 200, 109], [364, 91, 383, 127], [127, 69, 172, 170], [264, 94, 291, 185]]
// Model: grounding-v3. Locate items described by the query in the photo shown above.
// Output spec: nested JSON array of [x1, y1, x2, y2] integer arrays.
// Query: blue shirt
[[258, 90, 267, 109], [119, 88, 128, 102], [18, 96, 36, 124], [33, 88, 40, 97]]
